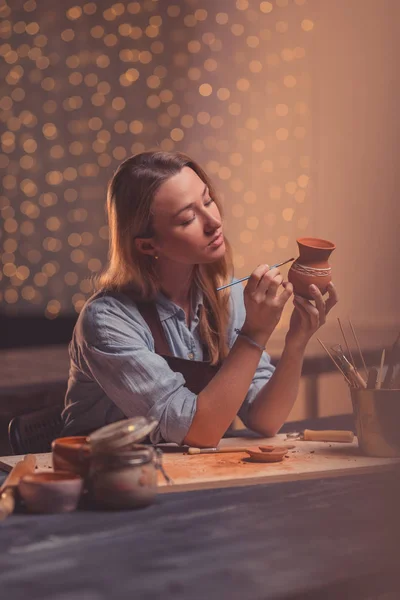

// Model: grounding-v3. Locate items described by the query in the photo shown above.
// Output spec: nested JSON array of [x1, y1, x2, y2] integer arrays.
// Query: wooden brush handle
[[0, 454, 37, 492], [303, 429, 354, 443], [0, 455, 37, 521], [0, 489, 17, 521]]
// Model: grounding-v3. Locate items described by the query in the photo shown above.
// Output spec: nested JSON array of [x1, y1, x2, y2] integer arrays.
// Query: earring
[[154, 254, 158, 260]]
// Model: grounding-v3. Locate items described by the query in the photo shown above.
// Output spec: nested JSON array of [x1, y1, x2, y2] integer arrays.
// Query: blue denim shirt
[[62, 280, 275, 444]]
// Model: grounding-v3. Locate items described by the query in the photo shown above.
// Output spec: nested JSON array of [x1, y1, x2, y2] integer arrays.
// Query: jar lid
[[87, 416, 158, 452]]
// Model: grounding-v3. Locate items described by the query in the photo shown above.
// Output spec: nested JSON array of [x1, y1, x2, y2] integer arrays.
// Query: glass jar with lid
[[87, 417, 170, 510]]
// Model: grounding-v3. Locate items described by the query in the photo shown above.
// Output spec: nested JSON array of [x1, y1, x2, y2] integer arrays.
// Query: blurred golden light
[[20, 221, 35, 235], [282, 208, 294, 221], [301, 19, 314, 32], [276, 21, 288, 34], [216, 13, 229, 25], [170, 128, 184, 142], [297, 174, 309, 188], [284, 75, 297, 87], [247, 217, 259, 230], [231, 24, 244, 36], [276, 128, 289, 141], [240, 230, 253, 244], [236, 78, 250, 91]]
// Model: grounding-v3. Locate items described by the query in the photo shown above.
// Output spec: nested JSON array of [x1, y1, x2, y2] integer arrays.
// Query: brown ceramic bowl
[[52, 436, 91, 477], [19, 471, 84, 514], [245, 449, 288, 463]]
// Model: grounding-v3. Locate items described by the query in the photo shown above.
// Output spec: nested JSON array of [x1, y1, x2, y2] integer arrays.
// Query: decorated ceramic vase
[[288, 237, 336, 300]]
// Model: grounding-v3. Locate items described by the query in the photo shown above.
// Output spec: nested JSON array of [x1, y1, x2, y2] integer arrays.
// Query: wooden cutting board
[[1, 435, 399, 493]]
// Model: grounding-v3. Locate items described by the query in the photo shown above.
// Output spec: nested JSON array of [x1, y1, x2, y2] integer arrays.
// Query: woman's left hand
[[285, 282, 338, 349]]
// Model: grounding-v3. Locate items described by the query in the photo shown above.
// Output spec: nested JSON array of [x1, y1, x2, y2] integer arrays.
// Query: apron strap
[[136, 300, 211, 363], [136, 301, 172, 356]]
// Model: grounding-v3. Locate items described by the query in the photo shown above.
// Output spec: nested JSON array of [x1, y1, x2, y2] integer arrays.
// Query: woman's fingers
[[325, 282, 338, 314], [246, 264, 270, 295], [292, 297, 310, 323], [255, 267, 281, 297], [309, 285, 326, 325], [294, 295, 320, 326], [278, 281, 293, 305]]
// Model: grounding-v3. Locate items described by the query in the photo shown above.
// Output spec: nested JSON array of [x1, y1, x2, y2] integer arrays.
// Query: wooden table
[[1, 414, 400, 599], [1, 433, 399, 493]]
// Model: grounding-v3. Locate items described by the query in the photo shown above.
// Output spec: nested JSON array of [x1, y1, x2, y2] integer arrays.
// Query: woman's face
[[144, 166, 225, 264]]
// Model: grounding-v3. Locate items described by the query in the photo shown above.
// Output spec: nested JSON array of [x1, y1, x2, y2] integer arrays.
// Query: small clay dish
[[245, 449, 288, 463], [19, 471, 84, 514], [52, 436, 91, 478], [259, 444, 295, 452]]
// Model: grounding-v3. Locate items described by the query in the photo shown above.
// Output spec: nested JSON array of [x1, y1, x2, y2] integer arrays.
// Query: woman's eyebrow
[[171, 184, 208, 218]]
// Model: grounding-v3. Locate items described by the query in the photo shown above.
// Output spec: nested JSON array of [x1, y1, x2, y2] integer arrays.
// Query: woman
[[62, 150, 338, 447]]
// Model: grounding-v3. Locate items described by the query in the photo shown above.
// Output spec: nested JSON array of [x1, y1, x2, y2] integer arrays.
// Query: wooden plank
[[1, 435, 399, 493]]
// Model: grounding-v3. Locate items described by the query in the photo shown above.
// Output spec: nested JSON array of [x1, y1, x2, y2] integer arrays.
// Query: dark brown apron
[[136, 301, 220, 394]]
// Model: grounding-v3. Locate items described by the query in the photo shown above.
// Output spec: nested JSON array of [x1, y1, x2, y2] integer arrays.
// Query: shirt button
[[188, 352, 194, 360]]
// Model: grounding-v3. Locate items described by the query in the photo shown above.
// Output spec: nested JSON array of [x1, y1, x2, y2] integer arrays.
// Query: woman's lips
[[208, 232, 224, 248]]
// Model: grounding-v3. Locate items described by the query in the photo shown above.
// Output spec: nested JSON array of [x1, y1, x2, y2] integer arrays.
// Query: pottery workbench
[[1, 433, 399, 493], [1, 415, 400, 600]]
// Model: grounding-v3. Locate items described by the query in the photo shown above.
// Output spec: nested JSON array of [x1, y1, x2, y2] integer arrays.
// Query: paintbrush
[[216, 257, 295, 291], [337, 317, 357, 371], [331, 345, 367, 389], [188, 446, 251, 455], [316, 338, 353, 386], [348, 318, 369, 379]]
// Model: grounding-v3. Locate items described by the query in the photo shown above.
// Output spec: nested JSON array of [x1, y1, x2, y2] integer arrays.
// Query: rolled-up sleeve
[[226, 281, 276, 428], [79, 299, 198, 444]]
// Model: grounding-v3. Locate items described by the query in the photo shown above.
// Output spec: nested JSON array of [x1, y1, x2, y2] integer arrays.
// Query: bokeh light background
[[1, 0, 314, 321]]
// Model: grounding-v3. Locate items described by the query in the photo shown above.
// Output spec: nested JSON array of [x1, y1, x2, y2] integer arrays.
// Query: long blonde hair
[[95, 150, 233, 365]]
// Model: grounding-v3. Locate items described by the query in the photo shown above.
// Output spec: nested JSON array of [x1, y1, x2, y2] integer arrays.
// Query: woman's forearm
[[246, 339, 307, 437], [183, 336, 265, 448]]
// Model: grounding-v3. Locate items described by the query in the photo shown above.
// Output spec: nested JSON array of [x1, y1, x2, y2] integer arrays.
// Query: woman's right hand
[[241, 264, 293, 346]]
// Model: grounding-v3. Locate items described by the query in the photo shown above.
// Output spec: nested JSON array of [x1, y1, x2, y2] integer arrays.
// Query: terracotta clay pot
[[19, 471, 84, 514], [52, 436, 91, 478], [288, 237, 336, 300]]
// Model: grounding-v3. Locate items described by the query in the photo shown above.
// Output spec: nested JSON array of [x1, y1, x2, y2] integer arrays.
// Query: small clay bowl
[[19, 471, 84, 514], [245, 449, 288, 463], [259, 444, 295, 452], [52, 436, 91, 478]]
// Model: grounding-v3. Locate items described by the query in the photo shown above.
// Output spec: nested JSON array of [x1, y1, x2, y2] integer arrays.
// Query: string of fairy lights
[[0, 0, 313, 320]]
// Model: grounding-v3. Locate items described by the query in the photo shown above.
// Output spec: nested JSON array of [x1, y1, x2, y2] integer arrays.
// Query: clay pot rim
[[52, 436, 90, 449], [296, 237, 336, 250], [20, 471, 83, 485]]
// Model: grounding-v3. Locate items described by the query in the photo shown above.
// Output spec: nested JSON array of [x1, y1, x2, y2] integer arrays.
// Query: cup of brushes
[[318, 324, 400, 458]]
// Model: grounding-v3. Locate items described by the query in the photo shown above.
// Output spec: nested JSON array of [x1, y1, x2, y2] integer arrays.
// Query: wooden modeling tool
[[287, 430, 354, 443], [303, 429, 354, 443], [0, 454, 37, 520], [216, 257, 295, 291], [317, 338, 352, 386], [376, 349, 386, 390], [337, 317, 357, 369], [348, 318, 369, 379], [367, 367, 378, 389], [331, 345, 367, 389]]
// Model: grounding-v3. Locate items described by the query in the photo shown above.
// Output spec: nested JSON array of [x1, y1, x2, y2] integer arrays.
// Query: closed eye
[[180, 198, 214, 226]]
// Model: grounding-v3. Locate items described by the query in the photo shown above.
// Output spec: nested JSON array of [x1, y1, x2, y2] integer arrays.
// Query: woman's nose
[[204, 211, 221, 232]]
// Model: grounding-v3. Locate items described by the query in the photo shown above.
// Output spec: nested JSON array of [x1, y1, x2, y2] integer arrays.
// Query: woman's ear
[[134, 237, 158, 258]]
